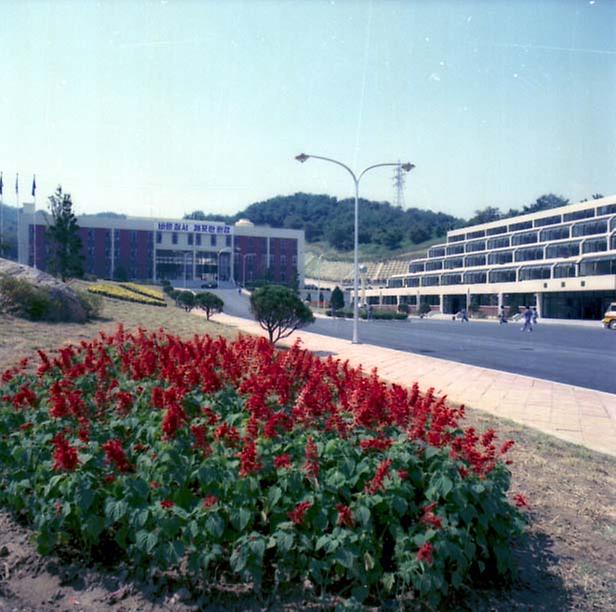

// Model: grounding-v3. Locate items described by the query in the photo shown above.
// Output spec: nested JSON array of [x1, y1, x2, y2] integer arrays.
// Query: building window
[[425, 260, 443, 271], [519, 266, 551, 281], [487, 236, 510, 250], [388, 279, 403, 288], [612, 235, 616, 250], [579, 257, 616, 276], [509, 220, 532, 232], [172, 232, 178, 245], [428, 247, 445, 258], [280, 255, 286, 266], [226, 235, 232, 247], [540, 226, 570, 241], [448, 234, 465, 243], [564, 208, 595, 222], [515, 247, 544, 262], [553, 263, 576, 278], [486, 225, 507, 236], [463, 271, 487, 284], [571, 219, 608, 237], [444, 257, 464, 270], [292, 255, 297, 267], [187, 233, 193, 246], [465, 254, 486, 267], [489, 268, 516, 283], [196, 234, 201, 246], [597, 203, 616, 216], [404, 277, 420, 287], [410, 262, 425, 273], [534, 214, 562, 228], [446, 244, 464, 255], [582, 238, 607, 254], [467, 229, 486, 239], [441, 274, 462, 285], [421, 275, 440, 287], [511, 231, 538, 246], [465, 240, 486, 253], [545, 241, 579, 258], [211, 235, 217, 246], [488, 251, 513, 265], [156, 232, 162, 244], [131, 231, 137, 243]]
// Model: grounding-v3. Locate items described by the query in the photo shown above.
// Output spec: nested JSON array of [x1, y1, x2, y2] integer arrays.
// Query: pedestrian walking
[[532, 307, 539, 326], [459, 307, 469, 323], [498, 305, 508, 324], [520, 305, 533, 332]]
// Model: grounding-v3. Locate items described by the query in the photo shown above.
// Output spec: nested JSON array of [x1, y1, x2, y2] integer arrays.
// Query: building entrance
[[542, 290, 616, 320], [443, 294, 466, 315]]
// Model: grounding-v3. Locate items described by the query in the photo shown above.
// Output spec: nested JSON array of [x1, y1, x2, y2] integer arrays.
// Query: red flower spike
[[336, 504, 354, 527], [160, 500, 174, 509], [203, 495, 218, 508], [102, 439, 133, 473], [288, 501, 312, 525], [513, 493, 529, 509], [274, 454, 292, 469], [417, 542, 433, 564], [52, 434, 79, 472]]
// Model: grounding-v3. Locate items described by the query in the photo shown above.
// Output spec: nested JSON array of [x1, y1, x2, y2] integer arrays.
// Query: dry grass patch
[[0, 281, 235, 370], [461, 408, 616, 610]]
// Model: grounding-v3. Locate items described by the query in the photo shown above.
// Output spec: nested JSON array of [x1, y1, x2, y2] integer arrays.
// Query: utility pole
[[393, 161, 406, 209]]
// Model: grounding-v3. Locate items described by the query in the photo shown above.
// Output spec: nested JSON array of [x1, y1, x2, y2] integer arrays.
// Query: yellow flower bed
[[87, 284, 167, 307], [119, 283, 165, 302]]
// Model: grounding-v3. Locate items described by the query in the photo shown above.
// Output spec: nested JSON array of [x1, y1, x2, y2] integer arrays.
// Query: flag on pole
[[0, 172, 3, 196], [32, 175, 36, 197], [15, 173, 19, 194]]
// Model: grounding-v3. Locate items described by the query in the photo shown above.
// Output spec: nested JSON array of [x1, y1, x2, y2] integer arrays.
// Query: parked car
[[602, 302, 616, 330], [201, 281, 217, 289]]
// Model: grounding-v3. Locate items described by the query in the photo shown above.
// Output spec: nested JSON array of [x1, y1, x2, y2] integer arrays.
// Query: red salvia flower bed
[[0, 326, 527, 607]]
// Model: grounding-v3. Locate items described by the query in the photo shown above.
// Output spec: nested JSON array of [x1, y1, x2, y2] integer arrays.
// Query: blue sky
[[1, 0, 614, 220]]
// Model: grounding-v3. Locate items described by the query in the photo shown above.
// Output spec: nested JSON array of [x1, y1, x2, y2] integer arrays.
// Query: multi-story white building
[[365, 195, 616, 320]]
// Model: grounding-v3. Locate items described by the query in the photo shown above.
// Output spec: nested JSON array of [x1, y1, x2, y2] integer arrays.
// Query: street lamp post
[[296, 154, 415, 343]]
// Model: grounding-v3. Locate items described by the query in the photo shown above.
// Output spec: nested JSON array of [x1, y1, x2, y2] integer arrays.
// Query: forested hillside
[[186, 193, 462, 251]]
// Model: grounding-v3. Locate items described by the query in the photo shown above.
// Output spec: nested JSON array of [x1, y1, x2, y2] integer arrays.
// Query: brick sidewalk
[[205, 313, 616, 458]]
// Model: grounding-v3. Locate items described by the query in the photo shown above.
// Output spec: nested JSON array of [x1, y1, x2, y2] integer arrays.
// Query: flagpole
[[0, 172, 4, 259], [32, 175, 37, 270], [16, 173, 20, 264]]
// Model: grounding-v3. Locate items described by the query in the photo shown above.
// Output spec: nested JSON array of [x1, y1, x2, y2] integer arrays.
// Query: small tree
[[177, 290, 196, 312], [417, 301, 432, 317], [330, 286, 344, 313], [195, 291, 224, 320], [46, 186, 84, 281], [250, 285, 315, 344]]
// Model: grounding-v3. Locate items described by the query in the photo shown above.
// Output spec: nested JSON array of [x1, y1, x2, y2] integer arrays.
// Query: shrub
[[0, 329, 526, 607], [75, 289, 103, 320], [398, 303, 409, 314], [176, 290, 196, 312], [0, 275, 52, 320], [417, 302, 432, 317], [195, 292, 224, 320]]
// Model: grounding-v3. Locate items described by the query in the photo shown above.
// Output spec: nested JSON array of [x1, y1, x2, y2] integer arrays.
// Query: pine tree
[[46, 186, 84, 281]]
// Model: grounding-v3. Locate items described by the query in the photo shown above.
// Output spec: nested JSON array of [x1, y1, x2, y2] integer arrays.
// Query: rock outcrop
[[0, 258, 87, 323]]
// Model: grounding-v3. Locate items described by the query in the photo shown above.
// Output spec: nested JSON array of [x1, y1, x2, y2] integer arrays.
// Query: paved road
[[215, 289, 616, 394]]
